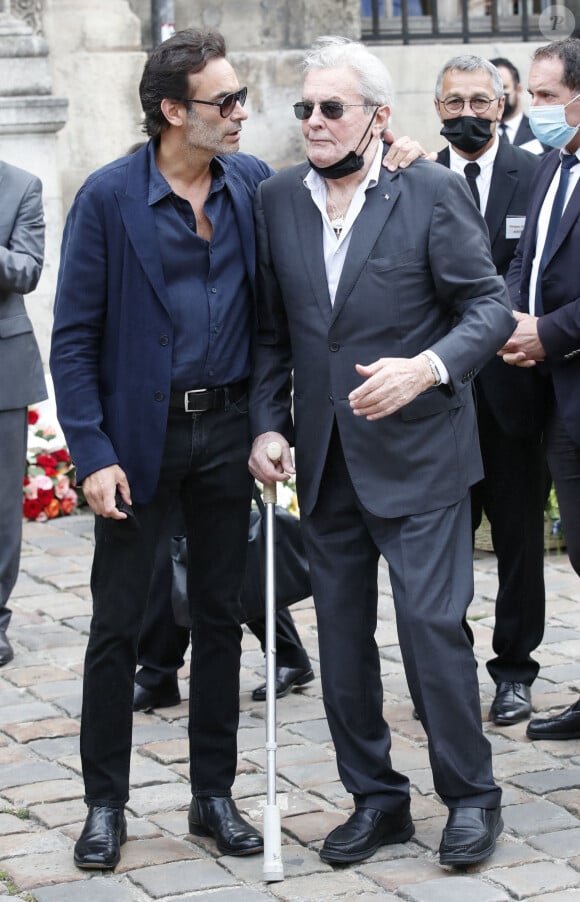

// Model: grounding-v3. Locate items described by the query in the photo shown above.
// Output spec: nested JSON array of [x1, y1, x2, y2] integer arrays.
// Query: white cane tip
[[266, 441, 282, 462]]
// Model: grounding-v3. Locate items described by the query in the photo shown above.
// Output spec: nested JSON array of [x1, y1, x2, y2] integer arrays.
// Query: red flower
[[36, 454, 58, 470], [53, 449, 70, 463], [37, 488, 54, 506], [23, 498, 43, 520], [28, 409, 40, 425]]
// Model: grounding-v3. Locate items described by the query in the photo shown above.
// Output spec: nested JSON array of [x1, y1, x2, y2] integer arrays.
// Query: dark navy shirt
[[147, 142, 252, 390]]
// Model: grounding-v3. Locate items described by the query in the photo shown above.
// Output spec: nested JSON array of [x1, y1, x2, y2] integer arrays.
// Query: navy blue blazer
[[507, 149, 580, 445], [50, 143, 273, 502]]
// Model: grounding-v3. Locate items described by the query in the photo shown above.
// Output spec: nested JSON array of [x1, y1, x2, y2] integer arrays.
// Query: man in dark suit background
[[434, 55, 545, 727], [249, 35, 514, 869], [490, 57, 546, 155], [51, 29, 271, 870], [499, 37, 580, 741], [0, 160, 46, 668]]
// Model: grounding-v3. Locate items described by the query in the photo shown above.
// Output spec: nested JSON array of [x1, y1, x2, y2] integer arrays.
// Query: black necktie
[[535, 154, 578, 315], [499, 122, 509, 144], [463, 162, 481, 210]]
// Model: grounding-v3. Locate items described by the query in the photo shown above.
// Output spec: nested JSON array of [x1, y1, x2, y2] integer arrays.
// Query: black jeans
[[81, 398, 253, 806]]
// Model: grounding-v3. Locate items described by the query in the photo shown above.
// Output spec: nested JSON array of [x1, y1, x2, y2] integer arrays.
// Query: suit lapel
[[521, 151, 561, 276], [332, 170, 400, 322], [547, 165, 580, 263], [290, 172, 333, 323], [485, 143, 519, 247], [118, 146, 172, 313]]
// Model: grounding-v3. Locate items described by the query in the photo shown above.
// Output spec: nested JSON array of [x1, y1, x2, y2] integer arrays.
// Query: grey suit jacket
[[0, 161, 47, 411], [250, 158, 515, 519]]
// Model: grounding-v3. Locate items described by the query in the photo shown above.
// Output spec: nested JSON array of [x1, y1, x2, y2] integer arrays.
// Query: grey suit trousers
[[301, 428, 501, 811], [0, 408, 28, 628]]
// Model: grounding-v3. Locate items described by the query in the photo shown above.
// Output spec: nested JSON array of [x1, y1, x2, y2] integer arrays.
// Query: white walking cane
[[261, 440, 284, 882]]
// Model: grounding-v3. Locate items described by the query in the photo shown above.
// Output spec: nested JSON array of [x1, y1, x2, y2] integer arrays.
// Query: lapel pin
[[384, 193, 390, 200]]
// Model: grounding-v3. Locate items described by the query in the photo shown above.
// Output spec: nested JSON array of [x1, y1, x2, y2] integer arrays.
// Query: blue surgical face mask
[[529, 93, 580, 149]]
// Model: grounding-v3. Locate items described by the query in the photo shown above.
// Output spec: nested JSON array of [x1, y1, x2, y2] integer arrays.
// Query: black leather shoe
[[133, 682, 181, 711], [439, 806, 503, 866], [188, 796, 263, 856], [489, 682, 532, 725], [320, 804, 414, 863], [74, 805, 127, 869], [0, 631, 13, 666], [252, 665, 314, 701], [527, 700, 580, 740]]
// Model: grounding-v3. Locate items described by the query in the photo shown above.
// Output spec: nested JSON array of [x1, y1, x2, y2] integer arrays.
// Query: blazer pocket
[[366, 248, 417, 273], [0, 314, 33, 339], [401, 387, 465, 421]]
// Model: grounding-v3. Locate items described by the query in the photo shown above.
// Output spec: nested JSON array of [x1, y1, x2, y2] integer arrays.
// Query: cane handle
[[266, 441, 282, 463], [263, 442, 282, 504]]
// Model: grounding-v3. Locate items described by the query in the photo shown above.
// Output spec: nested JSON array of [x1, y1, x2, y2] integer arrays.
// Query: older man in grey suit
[[0, 160, 46, 665], [249, 37, 515, 869]]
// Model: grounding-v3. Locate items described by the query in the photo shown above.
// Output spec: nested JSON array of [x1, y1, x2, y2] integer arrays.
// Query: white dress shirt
[[449, 136, 499, 217]]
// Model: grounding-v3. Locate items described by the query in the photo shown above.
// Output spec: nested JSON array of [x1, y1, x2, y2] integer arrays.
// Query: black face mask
[[440, 115, 494, 154], [502, 93, 516, 120], [307, 108, 378, 179]]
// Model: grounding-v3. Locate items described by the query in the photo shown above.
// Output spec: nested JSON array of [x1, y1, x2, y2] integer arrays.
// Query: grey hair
[[435, 55, 504, 100], [302, 35, 394, 109]]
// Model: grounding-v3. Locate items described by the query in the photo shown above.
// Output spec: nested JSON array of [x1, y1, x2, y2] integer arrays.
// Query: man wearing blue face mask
[[499, 38, 580, 740]]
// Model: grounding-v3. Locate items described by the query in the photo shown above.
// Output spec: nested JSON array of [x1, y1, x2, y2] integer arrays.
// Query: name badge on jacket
[[505, 216, 525, 240]]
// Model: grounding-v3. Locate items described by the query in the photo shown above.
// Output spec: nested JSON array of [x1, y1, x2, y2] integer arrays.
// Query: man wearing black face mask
[[249, 37, 514, 869], [435, 55, 546, 729]]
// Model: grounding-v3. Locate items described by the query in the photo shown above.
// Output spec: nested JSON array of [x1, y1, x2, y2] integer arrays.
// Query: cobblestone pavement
[[1, 514, 580, 901]]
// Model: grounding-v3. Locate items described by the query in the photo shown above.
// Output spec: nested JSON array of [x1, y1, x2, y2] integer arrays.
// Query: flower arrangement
[[22, 408, 83, 522]]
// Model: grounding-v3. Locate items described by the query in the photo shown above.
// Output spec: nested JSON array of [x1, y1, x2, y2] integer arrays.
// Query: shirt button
[[329, 341, 340, 352], [210, 287, 217, 294], [154, 391, 164, 401], [159, 335, 169, 346]]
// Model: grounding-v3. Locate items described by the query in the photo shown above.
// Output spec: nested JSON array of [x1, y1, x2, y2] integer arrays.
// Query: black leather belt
[[169, 380, 247, 413]]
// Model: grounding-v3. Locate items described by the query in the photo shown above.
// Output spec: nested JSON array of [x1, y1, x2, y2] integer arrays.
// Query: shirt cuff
[[423, 349, 450, 385]]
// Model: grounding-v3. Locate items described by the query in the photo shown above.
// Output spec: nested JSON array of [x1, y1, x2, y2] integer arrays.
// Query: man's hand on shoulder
[[382, 129, 437, 171], [349, 355, 435, 420], [82, 464, 132, 518]]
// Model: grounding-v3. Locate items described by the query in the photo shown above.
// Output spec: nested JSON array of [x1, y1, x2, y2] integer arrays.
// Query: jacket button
[[329, 341, 340, 352], [159, 334, 169, 346], [154, 391, 164, 401]]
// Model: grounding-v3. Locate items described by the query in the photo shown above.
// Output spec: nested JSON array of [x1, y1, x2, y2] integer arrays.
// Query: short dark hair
[[139, 29, 226, 137], [533, 38, 580, 93], [489, 57, 520, 87]]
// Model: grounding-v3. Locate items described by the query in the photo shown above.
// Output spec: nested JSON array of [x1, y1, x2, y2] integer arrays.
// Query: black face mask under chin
[[440, 115, 494, 154], [307, 108, 379, 180]]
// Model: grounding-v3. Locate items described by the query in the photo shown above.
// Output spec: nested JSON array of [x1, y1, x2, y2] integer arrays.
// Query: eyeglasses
[[293, 100, 373, 120], [438, 95, 499, 115], [183, 87, 248, 118]]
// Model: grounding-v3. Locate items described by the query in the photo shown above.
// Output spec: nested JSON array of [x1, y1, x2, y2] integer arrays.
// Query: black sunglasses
[[184, 86, 248, 118], [293, 100, 372, 120]]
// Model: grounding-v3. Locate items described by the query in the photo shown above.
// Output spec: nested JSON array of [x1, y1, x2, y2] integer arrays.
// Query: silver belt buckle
[[184, 388, 207, 413]]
